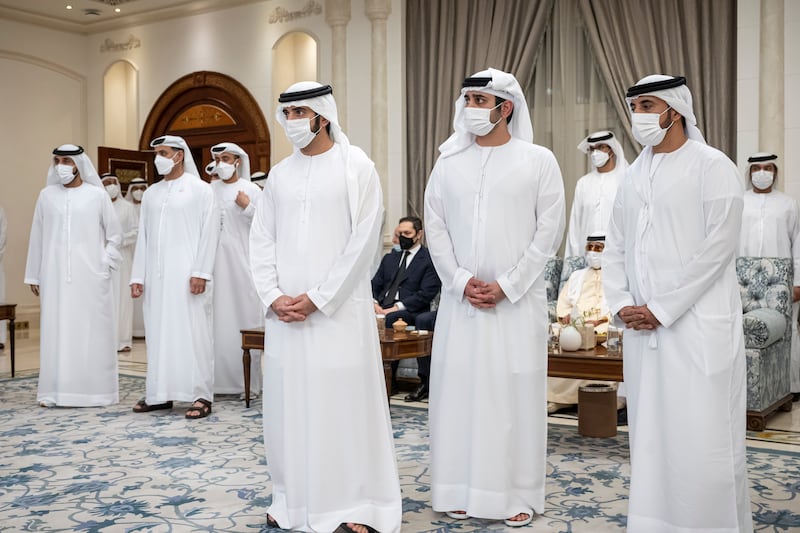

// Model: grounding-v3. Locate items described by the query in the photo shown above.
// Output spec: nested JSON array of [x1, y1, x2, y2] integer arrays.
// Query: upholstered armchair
[[736, 257, 794, 431], [545, 257, 563, 323]]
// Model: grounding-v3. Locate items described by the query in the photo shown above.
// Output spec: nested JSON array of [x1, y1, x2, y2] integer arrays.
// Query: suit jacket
[[372, 246, 441, 314]]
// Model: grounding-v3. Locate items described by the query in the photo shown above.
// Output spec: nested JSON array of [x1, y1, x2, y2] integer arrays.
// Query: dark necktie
[[381, 251, 409, 308]]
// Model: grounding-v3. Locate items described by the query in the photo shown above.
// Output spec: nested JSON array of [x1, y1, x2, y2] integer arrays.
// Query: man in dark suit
[[373, 216, 441, 401]]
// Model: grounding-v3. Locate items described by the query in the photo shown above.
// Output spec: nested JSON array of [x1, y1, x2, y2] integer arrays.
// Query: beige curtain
[[578, 0, 737, 158], [405, 0, 555, 219], [529, 0, 637, 254]]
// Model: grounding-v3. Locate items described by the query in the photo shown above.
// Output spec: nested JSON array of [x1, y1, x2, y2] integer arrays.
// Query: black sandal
[[266, 514, 281, 529], [185, 398, 212, 419], [132, 399, 173, 413], [339, 524, 379, 533]]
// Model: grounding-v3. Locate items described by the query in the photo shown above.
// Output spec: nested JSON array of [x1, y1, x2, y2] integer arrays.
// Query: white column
[[325, 0, 351, 129], [365, 0, 391, 205], [759, 0, 784, 163]]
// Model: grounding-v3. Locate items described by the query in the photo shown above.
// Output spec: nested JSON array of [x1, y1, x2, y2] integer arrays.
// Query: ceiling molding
[[0, 0, 269, 35]]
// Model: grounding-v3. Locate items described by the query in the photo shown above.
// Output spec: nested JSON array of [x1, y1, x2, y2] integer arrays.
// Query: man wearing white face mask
[[602, 75, 752, 531], [102, 173, 138, 352], [125, 177, 147, 337], [249, 82, 401, 533], [130, 135, 219, 420], [548, 234, 619, 413], [739, 152, 800, 400], [424, 69, 565, 527], [208, 142, 263, 399], [565, 131, 628, 256], [25, 145, 123, 407]]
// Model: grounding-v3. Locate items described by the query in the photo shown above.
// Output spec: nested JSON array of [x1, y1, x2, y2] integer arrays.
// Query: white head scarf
[[210, 142, 251, 180], [250, 171, 267, 189], [124, 177, 148, 202], [149, 134, 200, 177], [275, 82, 350, 154], [47, 144, 103, 188], [439, 68, 533, 157], [204, 161, 217, 177], [743, 152, 779, 190], [625, 74, 705, 144], [577, 130, 628, 173]]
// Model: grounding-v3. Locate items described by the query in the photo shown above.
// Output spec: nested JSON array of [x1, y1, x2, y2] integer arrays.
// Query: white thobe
[[0, 206, 6, 345], [130, 200, 145, 337], [565, 167, 623, 256], [249, 143, 401, 533], [24, 184, 122, 406], [739, 188, 800, 392], [130, 174, 219, 404], [211, 179, 263, 395], [603, 140, 752, 532], [424, 139, 565, 519], [111, 198, 138, 350]]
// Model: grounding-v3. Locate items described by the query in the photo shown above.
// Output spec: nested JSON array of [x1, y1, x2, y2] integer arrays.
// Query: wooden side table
[[0, 304, 17, 377], [240, 327, 265, 408]]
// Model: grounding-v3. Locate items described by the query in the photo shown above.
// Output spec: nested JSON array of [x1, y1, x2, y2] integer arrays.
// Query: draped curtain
[[578, 0, 737, 158], [404, 0, 555, 218]]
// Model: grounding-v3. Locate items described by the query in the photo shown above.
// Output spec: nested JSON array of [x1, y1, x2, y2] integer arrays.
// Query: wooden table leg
[[9, 318, 14, 378], [383, 359, 393, 404], [243, 348, 251, 408]]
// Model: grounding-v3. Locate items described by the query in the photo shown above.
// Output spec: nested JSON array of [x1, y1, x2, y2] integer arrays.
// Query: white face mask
[[392, 243, 402, 252], [462, 103, 503, 137], [105, 184, 120, 199], [586, 251, 603, 270], [132, 189, 144, 202], [631, 107, 675, 146], [56, 164, 76, 185], [284, 115, 320, 149], [590, 150, 610, 168], [751, 170, 774, 191], [215, 161, 237, 181], [154, 153, 178, 175]]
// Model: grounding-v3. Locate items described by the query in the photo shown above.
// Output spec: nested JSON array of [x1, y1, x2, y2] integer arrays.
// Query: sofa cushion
[[742, 307, 786, 349]]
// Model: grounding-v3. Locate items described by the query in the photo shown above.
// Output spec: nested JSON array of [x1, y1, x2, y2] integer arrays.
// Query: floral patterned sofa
[[737, 256, 794, 431], [545, 257, 563, 323]]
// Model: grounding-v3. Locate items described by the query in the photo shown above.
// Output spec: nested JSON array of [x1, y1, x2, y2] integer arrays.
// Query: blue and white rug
[[0, 375, 798, 532]]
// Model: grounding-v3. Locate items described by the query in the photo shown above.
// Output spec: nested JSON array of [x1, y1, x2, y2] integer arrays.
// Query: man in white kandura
[[548, 234, 621, 414], [0, 205, 6, 351], [565, 130, 627, 256], [209, 141, 263, 399], [126, 177, 148, 338], [249, 82, 401, 533], [130, 135, 219, 420], [102, 173, 138, 352], [603, 74, 752, 531], [424, 68, 565, 527], [25, 144, 122, 406], [739, 152, 800, 401]]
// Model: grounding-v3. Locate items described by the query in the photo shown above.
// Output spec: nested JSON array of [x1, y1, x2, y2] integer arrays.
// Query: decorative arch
[[140, 71, 270, 175]]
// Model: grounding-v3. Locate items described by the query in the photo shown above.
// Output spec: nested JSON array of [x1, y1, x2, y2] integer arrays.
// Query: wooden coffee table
[[548, 344, 624, 382], [239, 327, 433, 406], [0, 304, 16, 377]]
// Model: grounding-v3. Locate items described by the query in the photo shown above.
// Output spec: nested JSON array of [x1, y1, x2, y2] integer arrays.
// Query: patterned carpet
[[0, 375, 798, 532]]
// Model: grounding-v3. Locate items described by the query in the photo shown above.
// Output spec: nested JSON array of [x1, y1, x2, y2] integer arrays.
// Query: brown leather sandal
[[132, 399, 173, 413], [185, 398, 212, 419]]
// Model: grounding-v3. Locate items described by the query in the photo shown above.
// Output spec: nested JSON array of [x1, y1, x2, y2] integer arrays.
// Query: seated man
[[548, 234, 624, 413], [372, 216, 441, 401]]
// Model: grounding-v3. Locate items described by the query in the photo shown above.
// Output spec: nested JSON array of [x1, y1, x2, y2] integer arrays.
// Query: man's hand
[[131, 283, 143, 298], [284, 293, 318, 318], [271, 295, 312, 323], [30, 284, 39, 297], [618, 305, 660, 330], [464, 277, 505, 308], [373, 302, 384, 315], [235, 191, 250, 209], [189, 277, 207, 295]]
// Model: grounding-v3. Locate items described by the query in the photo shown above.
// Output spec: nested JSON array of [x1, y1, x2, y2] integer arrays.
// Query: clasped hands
[[464, 277, 506, 309], [618, 304, 660, 330], [271, 293, 318, 323]]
